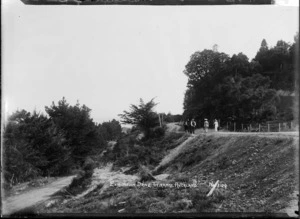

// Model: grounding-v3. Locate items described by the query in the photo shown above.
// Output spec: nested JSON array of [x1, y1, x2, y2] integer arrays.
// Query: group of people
[[184, 118, 197, 134], [184, 118, 219, 134]]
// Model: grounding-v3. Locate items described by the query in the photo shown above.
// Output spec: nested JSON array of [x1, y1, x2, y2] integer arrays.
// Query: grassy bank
[[37, 133, 298, 214]]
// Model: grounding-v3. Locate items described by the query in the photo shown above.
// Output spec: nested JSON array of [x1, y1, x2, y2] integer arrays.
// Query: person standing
[[214, 119, 219, 132], [190, 118, 196, 134], [188, 119, 192, 133], [204, 118, 209, 133], [184, 119, 190, 133], [184, 120, 188, 133]]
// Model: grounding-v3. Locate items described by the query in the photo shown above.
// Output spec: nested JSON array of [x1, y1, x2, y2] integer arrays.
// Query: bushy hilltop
[[183, 33, 299, 124]]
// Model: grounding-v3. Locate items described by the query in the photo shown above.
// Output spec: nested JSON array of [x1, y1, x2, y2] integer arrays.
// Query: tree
[[255, 39, 273, 72], [182, 41, 285, 124], [229, 53, 250, 77], [118, 98, 159, 138], [183, 49, 229, 88], [100, 119, 122, 141], [3, 109, 70, 186], [45, 97, 105, 164], [260, 39, 268, 52], [183, 49, 230, 119]]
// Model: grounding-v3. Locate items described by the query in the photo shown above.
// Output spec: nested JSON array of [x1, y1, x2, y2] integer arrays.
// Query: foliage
[[255, 36, 296, 90], [148, 127, 165, 139], [118, 98, 159, 138], [3, 97, 111, 186], [45, 97, 106, 164], [97, 119, 122, 141], [105, 131, 187, 169], [3, 110, 71, 186], [183, 34, 298, 124]]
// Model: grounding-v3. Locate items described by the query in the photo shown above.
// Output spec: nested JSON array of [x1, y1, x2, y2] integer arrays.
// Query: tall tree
[[260, 39, 268, 52], [118, 98, 159, 137], [45, 97, 105, 164], [3, 110, 70, 185]]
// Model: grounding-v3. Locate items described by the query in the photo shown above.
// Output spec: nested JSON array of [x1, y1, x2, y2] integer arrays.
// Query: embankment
[[34, 132, 299, 214], [161, 133, 299, 213]]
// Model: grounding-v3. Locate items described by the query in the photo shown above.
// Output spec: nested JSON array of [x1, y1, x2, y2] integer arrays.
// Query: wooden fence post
[[242, 124, 243, 131], [291, 121, 293, 130], [259, 124, 260, 132], [158, 114, 162, 127], [250, 124, 252, 131], [234, 122, 236, 132], [268, 123, 270, 132], [227, 122, 228, 131], [279, 123, 280, 132]]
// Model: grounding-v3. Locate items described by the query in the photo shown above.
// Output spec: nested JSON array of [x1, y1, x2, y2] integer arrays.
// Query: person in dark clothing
[[184, 119, 189, 133], [188, 119, 192, 133], [190, 118, 196, 134]]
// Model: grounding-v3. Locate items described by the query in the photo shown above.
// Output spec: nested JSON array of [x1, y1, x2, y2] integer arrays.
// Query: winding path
[[2, 175, 75, 215]]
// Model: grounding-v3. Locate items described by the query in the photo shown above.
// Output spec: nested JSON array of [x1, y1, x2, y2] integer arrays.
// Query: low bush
[[82, 157, 96, 178], [148, 127, 166, 139], [105, 131, 186, 169]]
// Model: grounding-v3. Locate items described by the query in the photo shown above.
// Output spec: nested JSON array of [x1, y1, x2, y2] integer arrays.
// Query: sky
[[2, 0, 299, 124]]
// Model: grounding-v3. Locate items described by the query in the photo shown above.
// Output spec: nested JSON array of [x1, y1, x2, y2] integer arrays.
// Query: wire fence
[[177, 120, 298, 132], [222, 121, 297, 132]]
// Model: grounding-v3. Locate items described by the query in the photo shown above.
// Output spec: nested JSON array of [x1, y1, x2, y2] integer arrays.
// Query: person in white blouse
[[214, 119, 219, 132]]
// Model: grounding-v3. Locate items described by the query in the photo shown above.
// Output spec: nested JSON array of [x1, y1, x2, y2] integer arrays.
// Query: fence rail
[[222, 121, 297, 132], [177, 120, 298, 133]]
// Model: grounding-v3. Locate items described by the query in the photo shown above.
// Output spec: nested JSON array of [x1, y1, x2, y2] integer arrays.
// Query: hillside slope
[[35, 131, 298, 215], [159, 133, 298, 213]]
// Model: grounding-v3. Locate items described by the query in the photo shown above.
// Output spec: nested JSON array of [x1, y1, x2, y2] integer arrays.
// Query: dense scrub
[[102, 130, 189, 170], [2, 98, 122, 187]]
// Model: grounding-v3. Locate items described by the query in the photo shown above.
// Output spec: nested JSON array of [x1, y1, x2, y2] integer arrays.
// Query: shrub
[[83, 157, 95, 178], [65, 171, 92, 196], [148, 126, 165, 139]]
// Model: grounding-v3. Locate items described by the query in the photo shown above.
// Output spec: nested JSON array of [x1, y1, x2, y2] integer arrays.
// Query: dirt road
[[201, 130, 298, 138], [2, 175, 75, 215], [166, 123, 182, 133], [167, 122, 298, 137]]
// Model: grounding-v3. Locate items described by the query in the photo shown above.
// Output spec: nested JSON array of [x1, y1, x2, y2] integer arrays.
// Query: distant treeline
[[183, 33, 299, 124], [3, 97, 122, 186]]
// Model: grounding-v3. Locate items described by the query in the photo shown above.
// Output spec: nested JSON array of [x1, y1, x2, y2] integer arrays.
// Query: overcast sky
[[2, 0, 299, 124]]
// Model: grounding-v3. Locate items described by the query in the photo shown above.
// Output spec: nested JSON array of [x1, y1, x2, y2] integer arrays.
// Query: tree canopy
[[118, 98, 159, 137], [3, 97, 122, 186], [183, 33, 298, 124]]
